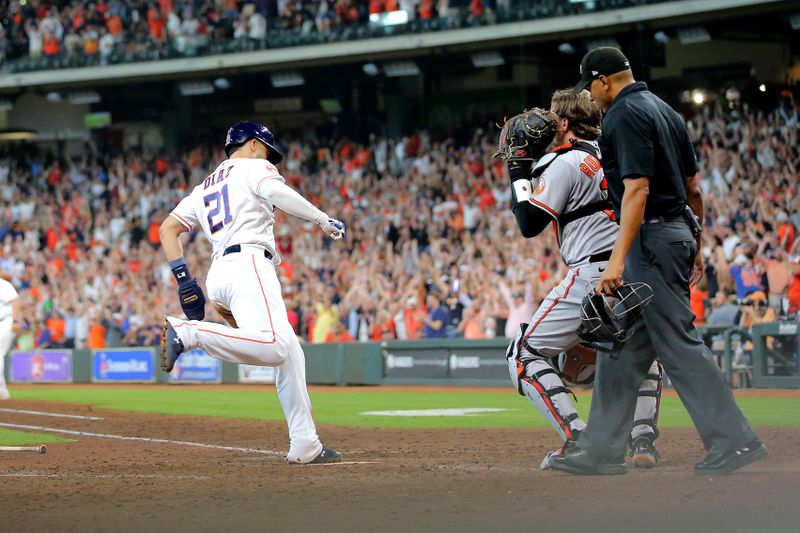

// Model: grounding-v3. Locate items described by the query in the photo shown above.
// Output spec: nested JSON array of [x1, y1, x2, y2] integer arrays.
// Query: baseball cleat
[[630, 436, 660, 469], [0, 388, 9, 400], [309, 446, 343, 464], [160, 319, 185, 372], [540, 439, 577, 470]]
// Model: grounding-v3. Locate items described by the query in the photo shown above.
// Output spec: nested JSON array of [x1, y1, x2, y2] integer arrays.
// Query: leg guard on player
[[507, 324, 586, 444], [629, 360, 663, 468]]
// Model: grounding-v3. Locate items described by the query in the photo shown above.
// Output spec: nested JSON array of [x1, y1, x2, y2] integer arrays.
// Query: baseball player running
[[0, 276, 19, 400], [496, 90, 662, 469], [159, 121, 344, 464]]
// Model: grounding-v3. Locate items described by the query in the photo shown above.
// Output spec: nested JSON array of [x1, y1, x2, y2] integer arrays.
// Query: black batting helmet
[[224, 120, 284, 164], [577, 282, 653, 345]]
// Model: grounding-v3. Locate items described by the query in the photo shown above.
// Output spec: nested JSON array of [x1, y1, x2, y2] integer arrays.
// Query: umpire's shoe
[[694, 438, 767, 475], [630, 436, 660, 469], [547, 445, 626, 476], [161, 319, 185, 372]]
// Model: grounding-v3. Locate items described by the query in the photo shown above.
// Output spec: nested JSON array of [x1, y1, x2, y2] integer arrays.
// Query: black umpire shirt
[[599, 82, 699, 218]]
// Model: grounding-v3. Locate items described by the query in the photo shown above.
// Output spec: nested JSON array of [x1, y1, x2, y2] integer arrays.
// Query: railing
[[2, 0, 666, 74]]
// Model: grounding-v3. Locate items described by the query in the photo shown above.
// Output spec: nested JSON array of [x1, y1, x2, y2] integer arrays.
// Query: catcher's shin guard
[[507, 326, 585, 442], [630, 360, 663, 441]]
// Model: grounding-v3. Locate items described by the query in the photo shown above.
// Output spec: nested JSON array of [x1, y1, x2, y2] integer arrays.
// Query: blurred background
[[0, 0, 797, 377]]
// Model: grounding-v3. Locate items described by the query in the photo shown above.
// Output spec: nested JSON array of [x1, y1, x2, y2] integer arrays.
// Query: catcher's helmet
[[224, 120, 283, 164], [577, 282, 653, 345]]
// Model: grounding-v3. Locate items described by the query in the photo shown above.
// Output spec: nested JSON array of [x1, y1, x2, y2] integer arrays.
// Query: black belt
[[223, 244, 273, 260], [641, 214, 684, 225], [589, 251, 612, 263]]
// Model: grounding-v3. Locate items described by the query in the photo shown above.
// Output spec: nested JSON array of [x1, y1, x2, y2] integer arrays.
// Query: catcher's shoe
[[160, 319, 185, 372], [540, 439, 578, 470], [630, 436, 660, 469], [309, 446, 343, 464]]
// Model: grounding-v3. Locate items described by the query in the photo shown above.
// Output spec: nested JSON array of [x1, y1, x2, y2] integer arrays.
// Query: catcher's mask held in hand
[[577, 282, 654, 345]]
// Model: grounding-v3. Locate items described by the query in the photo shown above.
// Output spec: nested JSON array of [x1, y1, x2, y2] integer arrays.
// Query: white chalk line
[[308, 461, 380, 466], [0, 471, 210, 480], [0, 422, 281, 456], [0, 408, 104, 420]]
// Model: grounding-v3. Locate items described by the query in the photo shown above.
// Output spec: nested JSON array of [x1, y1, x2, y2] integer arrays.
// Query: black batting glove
[[171, 260, 206, 321]]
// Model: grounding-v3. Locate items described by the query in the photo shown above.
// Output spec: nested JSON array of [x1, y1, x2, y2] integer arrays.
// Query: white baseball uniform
[[507, 141, 661, 445], [0, 278, 18, 400], [167, 157, 334, 463]]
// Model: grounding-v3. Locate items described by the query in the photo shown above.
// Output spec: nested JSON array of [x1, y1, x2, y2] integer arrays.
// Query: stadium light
[[471, 51, 505, 68], [68, 90, 101, 105], [725, 87, 741, 102], [558, 42, 575, 54], [759, 84, 767, 93], [270, 72, 305, 88], [653, 31, 670, 44], [213, 78, 231, 90], [790, 13, 800, 30], [179, 81, 215, 96], [384, 61, 420, 78], [0, 99, 13, 112], [677, 26, 711, 45], [0, 128, 37, 141], [369, 10, 409, 27], [362, 63, 380, 76]]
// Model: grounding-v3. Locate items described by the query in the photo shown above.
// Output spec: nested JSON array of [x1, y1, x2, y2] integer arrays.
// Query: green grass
[[0, 427, 71, 446], [5, 386, 800, 429]]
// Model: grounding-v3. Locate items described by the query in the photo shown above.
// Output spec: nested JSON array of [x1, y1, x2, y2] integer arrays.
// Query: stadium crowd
[[0, 0, 595, 67], [0, 97, 799, 350]]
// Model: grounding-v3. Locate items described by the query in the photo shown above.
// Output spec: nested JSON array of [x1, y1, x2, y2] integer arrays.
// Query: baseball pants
[[0, 319, 11, 398], [169, 247, 322, 463], [576, 221, 758, 461], [508, 261, 661, 443]]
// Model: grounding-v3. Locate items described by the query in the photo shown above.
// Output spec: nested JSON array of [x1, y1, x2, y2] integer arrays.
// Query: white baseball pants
[[0, 319, 12, 399], [168, 246, 322, 463]]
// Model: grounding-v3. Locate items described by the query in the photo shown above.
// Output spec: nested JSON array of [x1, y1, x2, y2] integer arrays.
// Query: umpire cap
[[225, 120, 284, 164], [573, 47, 631, 94], [577, 282, 653, 345]]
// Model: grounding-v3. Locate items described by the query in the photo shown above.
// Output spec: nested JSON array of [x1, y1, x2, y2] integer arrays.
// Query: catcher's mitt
[[494, 108, 558, 163]]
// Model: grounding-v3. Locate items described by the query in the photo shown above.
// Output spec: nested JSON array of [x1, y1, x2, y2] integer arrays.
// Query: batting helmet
[[224, 120, 284, 164], [577, 282, 653, 345]]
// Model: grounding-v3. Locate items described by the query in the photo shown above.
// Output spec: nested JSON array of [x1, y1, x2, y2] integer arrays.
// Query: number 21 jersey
[[169, 158, 284, 263]]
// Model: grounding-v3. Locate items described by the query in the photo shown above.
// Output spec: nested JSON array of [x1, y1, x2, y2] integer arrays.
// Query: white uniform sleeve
[[0, 279, 18, 305], [170, 193, 199, 230], [257, 180, 326, 224], [528, 158, 574, 217]]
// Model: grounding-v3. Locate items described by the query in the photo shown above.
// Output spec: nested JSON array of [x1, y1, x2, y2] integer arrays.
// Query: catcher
[[495, 90, 663, 469]]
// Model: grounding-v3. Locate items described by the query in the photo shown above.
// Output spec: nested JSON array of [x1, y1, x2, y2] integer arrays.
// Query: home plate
[[360, 408, 509, 417]]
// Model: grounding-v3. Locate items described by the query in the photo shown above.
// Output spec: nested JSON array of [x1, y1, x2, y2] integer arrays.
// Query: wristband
[[512, 180, 533, 205], [170, 258, 192, 284]]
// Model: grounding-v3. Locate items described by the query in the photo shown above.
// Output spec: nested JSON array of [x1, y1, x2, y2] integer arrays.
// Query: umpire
[[549, 47, 766, 475]]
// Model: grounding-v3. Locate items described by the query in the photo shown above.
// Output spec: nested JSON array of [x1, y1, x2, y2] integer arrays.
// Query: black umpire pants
[[577, 220, 757, 461]]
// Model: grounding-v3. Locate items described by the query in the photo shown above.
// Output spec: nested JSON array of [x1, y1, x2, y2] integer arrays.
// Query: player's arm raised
[[494, 108, 558, 238], [258, 180, 345, 239]]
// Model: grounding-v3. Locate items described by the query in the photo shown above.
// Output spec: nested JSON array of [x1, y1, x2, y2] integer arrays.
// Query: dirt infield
[[1, 396, 799, 533]]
